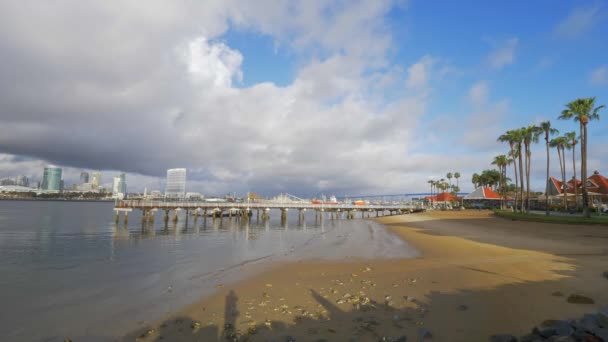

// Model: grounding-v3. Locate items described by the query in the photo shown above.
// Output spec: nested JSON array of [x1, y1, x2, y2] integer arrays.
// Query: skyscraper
[[112, 173, 127, 199], [91, 171, 102, 190], [41, 167, 62, 192], [80, 172, 89, 184], [165, 168, 186, 198]]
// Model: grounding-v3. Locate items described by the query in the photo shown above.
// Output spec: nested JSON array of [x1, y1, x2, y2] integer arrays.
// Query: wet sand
[[123, 210, 608, 341]]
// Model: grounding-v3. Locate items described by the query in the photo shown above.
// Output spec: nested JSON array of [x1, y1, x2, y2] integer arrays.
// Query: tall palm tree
[[521, 125, 542, 212], [559, 97, 605, 217], [498, 130, 521, 211], [427, 180, 434, 206], [446, 172, 453, 188], [492, 154, 509, 209], [454, 172, 461, 189], [565, 131, 579, 209], [550, 136, 568, 210], [472, 173, 480, 188], [540, 121, 559, 216]]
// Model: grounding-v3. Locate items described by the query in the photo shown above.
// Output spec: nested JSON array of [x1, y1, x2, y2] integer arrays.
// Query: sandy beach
[[123, 210, 608, 341]]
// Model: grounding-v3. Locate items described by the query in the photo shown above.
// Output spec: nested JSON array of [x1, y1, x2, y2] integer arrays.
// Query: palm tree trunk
[[518, 144, 525, 213], [545, 138, 550, 216], [557, 146, 568, 211], [526, 144, 532, 213], [582, 124, 589, 218], [510, 143, 518, 211], [572, 144, 578, 211]]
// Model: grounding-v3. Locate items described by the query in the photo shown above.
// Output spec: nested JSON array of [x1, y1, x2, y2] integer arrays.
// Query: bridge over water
[[114, 199, 425, 224]]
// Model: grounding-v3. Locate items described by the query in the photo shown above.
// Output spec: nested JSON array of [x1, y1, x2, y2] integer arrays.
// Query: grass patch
[[493, 210, 608, 225]]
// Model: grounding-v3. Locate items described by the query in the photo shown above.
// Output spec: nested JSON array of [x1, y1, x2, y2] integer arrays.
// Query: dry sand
[[123, 210, 608, 341]]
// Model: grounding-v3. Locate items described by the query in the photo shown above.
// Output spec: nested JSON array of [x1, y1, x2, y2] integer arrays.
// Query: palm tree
[[472, 173, 480, 188], [498, 130, 522, 211], [454, 172, 461, 189], [565, 131, 579, 209], [540, 121, 559, 215], [427, 180, 434, 206], [446, 172, 453, 188], [550, 136, 568, 210], [559, 97, 605, 217], [492, 154, 509, 209], [521, 125, 542, 212]]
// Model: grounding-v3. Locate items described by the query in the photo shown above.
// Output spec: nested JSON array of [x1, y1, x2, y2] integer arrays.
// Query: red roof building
[[547, 171, 608, 197], [425, 192, 460, 202], [463, 187, 504, 200]]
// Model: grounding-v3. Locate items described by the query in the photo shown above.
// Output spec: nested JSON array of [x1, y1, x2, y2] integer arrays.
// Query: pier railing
[[116, 199, 419, 211]]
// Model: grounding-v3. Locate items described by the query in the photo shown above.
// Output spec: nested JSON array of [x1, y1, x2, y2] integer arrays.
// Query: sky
[[0, 0, 607, 197]]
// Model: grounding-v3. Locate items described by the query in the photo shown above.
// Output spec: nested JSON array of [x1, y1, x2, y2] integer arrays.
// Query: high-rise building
[[91, 171, 102, 190], [80, 172, 89, 184], [41, 167, 62, 192], [165, 168, 186, 198], [0, 175, 29, 187], [112, 173, 127, 199]]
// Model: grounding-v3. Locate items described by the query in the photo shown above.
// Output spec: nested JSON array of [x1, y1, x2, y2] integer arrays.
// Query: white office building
[[165, 168, 186, 198], [112, 173, 127, 199]]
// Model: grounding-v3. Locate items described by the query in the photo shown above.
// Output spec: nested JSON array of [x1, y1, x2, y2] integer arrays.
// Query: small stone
[[266, 283, 273, 288], [147, 329, 156, 335], [285, 336, 296, 342], [64, 339, 72, 342], [603, 271, 608, 280], [405, 296, 415, 302], [567, 294, 595, 304], [396, 336, 407, 342], [598, 307, 608, 328], [490, 334, 517, 342], [191, 321, 201, 330], [456, 305, 468, 311], [417, 328, 432, 341], [216, 283, 224, 288], [551, 291, 564, 297]]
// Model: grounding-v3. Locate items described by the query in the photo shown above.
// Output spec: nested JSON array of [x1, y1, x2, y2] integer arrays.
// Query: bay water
[[0, 200, 418, 341]]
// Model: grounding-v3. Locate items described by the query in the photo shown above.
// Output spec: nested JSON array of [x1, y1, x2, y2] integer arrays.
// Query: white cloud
[[590, 65, 608, 85], [554, 4, 603, 39], [406, 55, 434, 89], [468, 80, 489, 107], [486, 38, 518, 69], [0, 0, 452, 196]]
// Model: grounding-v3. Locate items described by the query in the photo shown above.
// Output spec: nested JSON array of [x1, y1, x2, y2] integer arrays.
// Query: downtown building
[[112, 173, 127, 199], [41, 166, 62, 192], [165, 168, 186, 199]]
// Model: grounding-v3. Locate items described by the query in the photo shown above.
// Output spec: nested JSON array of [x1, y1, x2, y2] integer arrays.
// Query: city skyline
[[0, 1, 606, 197]]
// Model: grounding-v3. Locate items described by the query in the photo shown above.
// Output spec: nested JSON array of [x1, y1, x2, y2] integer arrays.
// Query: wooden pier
[[113, 199, 424, 223]]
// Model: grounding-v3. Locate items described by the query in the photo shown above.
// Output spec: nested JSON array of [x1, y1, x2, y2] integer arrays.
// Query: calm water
[[0, 200, 418, 341]]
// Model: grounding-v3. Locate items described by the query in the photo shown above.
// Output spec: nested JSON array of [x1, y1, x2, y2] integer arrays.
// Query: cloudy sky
[[0, 1, 607, 197]]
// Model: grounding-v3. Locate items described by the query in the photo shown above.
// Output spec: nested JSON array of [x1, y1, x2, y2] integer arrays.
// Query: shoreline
[[122, 210, 608, 341]]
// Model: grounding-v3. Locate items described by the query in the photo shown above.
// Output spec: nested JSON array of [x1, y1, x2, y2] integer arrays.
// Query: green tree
[[565, 131, 579, 209], [446, 172, 453, 188], [521, 125, 542, 212], [492, 155, 509, 209], [550, 136, 569, 210], [540, 121, 559, 215], [559, 97, 605, 217], [454, 172, 461, 189], [472, 173, 480, 188], [499, 129, 523, 212]]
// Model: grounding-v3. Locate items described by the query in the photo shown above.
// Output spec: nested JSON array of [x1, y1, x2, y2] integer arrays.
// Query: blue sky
[[0, 1, 606, 196]]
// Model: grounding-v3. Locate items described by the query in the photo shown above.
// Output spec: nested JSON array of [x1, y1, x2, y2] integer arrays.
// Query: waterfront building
[[91, 172, 102, 190], [80, 172, 89, 184], [41, 167, 62, 192], [0, 175, 29, 187], [112, 173, 127, 199], [165, 168, 186, 198]]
